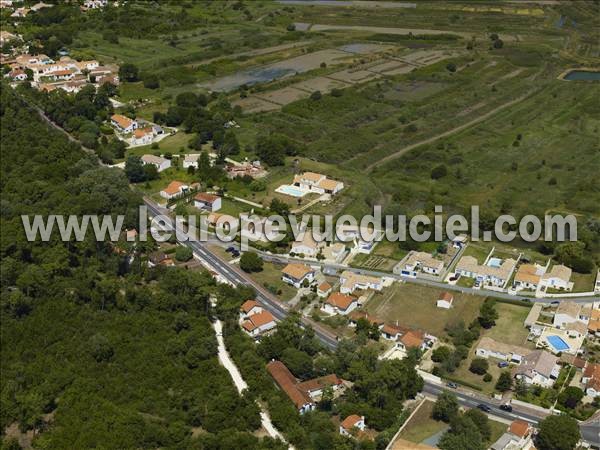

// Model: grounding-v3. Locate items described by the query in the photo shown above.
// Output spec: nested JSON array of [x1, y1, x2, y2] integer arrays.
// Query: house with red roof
[[239, 300, 262, 321], [321, 292, 358, 316], [339, 414, 366, 437], [160, 181, 189, 200], [194, 193, 222, 212], [241, 311, 277, 338]]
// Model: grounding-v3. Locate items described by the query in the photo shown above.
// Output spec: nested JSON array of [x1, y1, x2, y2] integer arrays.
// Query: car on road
[[498, 361, 509, 368], [500, 404, 513, 412], [477, 404, 492, 413], [446, 382, 458, 389]]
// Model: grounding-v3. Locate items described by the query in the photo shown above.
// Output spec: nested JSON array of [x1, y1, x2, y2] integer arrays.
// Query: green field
[[364, 283, 486, 337]]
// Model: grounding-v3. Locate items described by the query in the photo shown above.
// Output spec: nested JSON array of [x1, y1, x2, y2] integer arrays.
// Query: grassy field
[[399, 401, 447, 444], [247, 261, 298, 302], [364, 283, 486, 337], [483, 302, 534, 347]]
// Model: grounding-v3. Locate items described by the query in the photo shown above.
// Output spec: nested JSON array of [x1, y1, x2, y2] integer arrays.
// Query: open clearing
[[364, 283, 486, 337]]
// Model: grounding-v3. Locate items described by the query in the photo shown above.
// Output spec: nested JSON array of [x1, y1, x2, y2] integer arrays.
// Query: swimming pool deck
[[537, 326, 584, 355]]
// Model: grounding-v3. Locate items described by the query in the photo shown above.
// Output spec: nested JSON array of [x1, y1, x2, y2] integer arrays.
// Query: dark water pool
[[563, 70, 600, 81]]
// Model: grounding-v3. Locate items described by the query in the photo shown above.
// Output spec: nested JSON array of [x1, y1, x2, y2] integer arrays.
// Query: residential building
[[475, 337, 529, 364], [513, 350, 560, 388], [397, 330, 425, 352], [381, 324, 406, 341], [226, 161, 266, 179], [266, 361, 342, 414], [322, 243, 346, 262], [394, 251, 444, 277], [160, 181, 189, 200], [293, 172, 344, 195], [490, 420, 534, 450], [588, 308, 600, 336], [339, 415, 365, 437], [348, 311, 383, 329], [111, 114, 137, 133], [206, 212, 238, 229], [141, 154, 171, 172], [317, 282, 332, 298], [241, 311, 277, 337], [267, 361, 314, 414], [281, 263, 315, 288], [339, 271, 382, 294], [321, 292, 358, 316], [132, 128, 154, 145], [455, 256, 517, 288], [513, 264, 545, 291], [182, 154, 200, 169], [193, 193, 222, 212], [239, 300, 262, 321], [541, 264, 573, 291], [582, 362, 600, 397], [553, 302, 587, 328], [291, 232, 320, 257], [8, 69, 26, 81], [437, 292, 453, 309]]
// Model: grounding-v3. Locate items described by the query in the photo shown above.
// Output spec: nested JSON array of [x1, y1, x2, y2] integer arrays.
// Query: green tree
[[431, 346, 451, 363], [119, 62, 139, 82], [464, 408, 491, 441], [558, 386, 584, 409], [469, 357, 489, 375], [175, 246, 193, 262], [495, 371, 513, 392], [536, 415, 580, 450], [124, 156, 145, 183], [432, 391, 459, 423], [431, 164, 448, 180], [478, 298, 498, 328], [239, 252, 263, 272]]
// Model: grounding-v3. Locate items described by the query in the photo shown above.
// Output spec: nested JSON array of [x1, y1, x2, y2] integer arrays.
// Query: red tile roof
[[242, 311, 275, 332], [326, 292, 356, 311], [296, 374, 341, 394], [266, 361, 311, 409], [400, 330, 424, 349], [439, 292, 453, 302], [240, 300, 259, 314], [194, 192, 219, 204], [341, 414, 362, 430], [161, 181, 187, 196], [509, 420, 530, 438]]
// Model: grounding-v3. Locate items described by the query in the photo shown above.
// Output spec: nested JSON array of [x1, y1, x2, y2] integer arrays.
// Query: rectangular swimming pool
[[275, 185, 308, 198], [547, 335, 570, 352]]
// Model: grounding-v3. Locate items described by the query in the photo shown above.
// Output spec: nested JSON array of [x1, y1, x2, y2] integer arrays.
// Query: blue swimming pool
[[276, 185, 307, 198], [488, 257, 502, 268], [547, 335, 570, 352]]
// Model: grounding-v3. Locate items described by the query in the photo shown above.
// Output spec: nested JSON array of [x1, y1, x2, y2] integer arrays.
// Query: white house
[[455, 255, 517, 288], [381, 324, 405, 341], [339, 415, 365, 437], [321, 292, 358, 316], [141, 154, 171, 172], [513, 263, 545, 291], [266, 361, 315, 414], [513, 350, 560, 388], [553, 302, 586, 329], [193, 193, 222, 212], [491, 420, 534, 450], [160, 181, 189, 200], [111, 114, 138, 133], [541, 264, 573, 291], [241, 311, 277, 337], [437, 292, 453, 309], [317, 282, 332, 298], [239, 299, 263, 321], [183, 154, 200, 169], [281, 263, 315, 288], [132, 128, 154, 145], [293, 172, 344, 195], [8, 69, 27, 81], [394, 251, 444, 277], [476, 337, 528, 364], [291, 232, 320, 257], [339, 271, 382, 294]]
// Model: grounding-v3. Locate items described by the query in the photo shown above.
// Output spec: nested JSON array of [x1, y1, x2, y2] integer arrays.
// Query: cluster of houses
[[455, 255, 517, 289], [477, 300, 600, 397], [513, 263, 574, 293], [225, 160, 267, 179], [7, 1, 52, 17], [394, 250, 445, 278], [157, 179, 224, 212], [5, 54, 119, 93], [266, 360, 352, 420], [111, 115, 165, 146], [239, 300, 277, 338]]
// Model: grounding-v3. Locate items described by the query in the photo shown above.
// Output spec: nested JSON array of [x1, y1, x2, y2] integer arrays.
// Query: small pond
[[563, 70, 600, 81]]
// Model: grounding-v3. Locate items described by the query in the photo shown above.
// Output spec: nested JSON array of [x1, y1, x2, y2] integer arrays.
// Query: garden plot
[[368, 60, 410, 73], [234, 96, 280, 113], [292, 76, 351, 93], [327, 68, 383, 83], [254, 86, 309, 105], [337, 43, 395, 54]]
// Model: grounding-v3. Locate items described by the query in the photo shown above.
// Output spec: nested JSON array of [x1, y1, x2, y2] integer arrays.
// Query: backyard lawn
[[482, 302, 532, 347], [364, 283, 486, 337], [399, 401, 447, 444], [247, 261, 298, 302]]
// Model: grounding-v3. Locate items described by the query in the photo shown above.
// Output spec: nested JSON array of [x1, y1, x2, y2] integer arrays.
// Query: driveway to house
[[212, 319, 289, 446]]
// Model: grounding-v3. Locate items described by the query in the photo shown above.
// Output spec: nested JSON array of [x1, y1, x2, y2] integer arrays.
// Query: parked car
[[500, 404, 513, 412], [477, 404, 492, 413], [231, 251, 240, 257], [498, 361, 509, 368], [226, 246, 235, 253], [446, 382, 458, 389]]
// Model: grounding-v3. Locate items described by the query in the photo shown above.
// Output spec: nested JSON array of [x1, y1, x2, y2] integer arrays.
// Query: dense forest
[[0, 85, 285, 449]]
